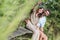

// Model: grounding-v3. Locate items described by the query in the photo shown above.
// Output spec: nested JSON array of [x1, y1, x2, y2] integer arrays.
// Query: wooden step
[[8, 27, 32, 40]]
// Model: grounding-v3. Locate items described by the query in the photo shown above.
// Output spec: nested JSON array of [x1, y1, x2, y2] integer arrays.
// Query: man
[[25, 8, 45, 40], [24, 2, 42, 40]]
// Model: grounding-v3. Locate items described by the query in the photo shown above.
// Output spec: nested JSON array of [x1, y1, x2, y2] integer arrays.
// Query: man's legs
[[32, 29, 40, 40], [26, 20, 40, 40], [26, 20, 36, 32]]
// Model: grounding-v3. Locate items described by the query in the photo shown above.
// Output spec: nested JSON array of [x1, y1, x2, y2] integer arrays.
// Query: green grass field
[[0, 0, 60, 40]]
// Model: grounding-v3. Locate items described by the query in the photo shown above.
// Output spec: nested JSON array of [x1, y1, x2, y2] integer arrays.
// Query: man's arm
[[30, 2, 41, 25], [32, 2, 42, 12]]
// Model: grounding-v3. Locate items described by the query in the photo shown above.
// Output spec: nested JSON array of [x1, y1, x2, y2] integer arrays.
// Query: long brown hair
[[36, 7, 43, 13], [36, 7, 45, 18], [38, 11, 45, 18]]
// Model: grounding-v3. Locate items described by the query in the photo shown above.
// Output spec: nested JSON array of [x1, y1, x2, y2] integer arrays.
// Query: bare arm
[[32, 2, 42, 12], [40, 27, 44, 32]]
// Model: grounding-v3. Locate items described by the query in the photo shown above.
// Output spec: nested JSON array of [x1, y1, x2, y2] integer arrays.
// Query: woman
[[35, 9, 50, 40]]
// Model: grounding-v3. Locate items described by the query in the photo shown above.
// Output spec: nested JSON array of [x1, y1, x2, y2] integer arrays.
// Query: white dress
[[37, 16, 46, 27]]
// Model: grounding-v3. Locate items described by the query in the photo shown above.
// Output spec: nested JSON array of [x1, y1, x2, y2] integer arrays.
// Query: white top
[[37, 16, 46, 27]]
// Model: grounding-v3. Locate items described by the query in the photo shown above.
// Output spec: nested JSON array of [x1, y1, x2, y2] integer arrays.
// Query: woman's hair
[[36, 7, 45, 18], [36, 7, 43, 13], [38, 11, 44, 18]]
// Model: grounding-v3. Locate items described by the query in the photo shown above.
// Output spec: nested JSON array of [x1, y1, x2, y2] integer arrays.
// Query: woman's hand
[[40, 27, 44, 32]]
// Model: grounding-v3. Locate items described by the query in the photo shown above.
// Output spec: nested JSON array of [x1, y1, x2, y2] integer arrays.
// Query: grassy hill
[[0, 0, 60, 40]]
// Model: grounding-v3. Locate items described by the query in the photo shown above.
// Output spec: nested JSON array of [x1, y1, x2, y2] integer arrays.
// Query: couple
[[25, 3, 50, 40]]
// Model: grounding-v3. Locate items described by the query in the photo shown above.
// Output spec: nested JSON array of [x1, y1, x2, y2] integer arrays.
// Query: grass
[[0, 0, 40, 40]]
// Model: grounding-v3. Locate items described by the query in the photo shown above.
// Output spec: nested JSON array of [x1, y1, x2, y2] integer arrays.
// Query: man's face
[[36, 8, 44, 16]]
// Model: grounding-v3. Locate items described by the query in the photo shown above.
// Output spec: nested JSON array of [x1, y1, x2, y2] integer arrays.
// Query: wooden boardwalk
[[8, 27, 32, 40]]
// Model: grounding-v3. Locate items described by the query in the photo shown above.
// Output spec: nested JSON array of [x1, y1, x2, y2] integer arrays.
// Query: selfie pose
[[25, 2, 50, 40]]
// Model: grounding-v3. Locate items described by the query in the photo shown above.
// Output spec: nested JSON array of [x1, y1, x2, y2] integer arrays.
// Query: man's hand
[[37, 2, 42, 5], [32, 1, 42, 12], [25, 19, 30, 24]]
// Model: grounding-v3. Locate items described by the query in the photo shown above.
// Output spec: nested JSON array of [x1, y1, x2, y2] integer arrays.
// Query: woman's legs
[[39, 31, 48, 40], [39, 31, 43, 40], [42, 33, 48, 40], [26, 20, 40, 40]]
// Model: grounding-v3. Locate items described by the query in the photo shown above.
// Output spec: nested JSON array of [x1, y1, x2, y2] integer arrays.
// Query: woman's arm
[[40, 27, 44, 32]]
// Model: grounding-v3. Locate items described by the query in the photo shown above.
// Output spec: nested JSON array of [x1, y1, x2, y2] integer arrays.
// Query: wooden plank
[[8, 27, 32, 40]]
